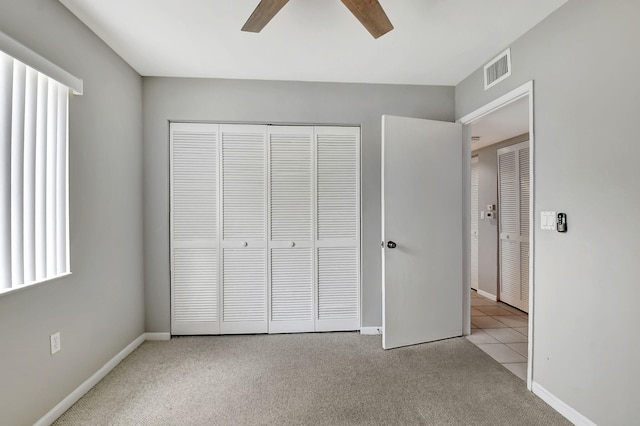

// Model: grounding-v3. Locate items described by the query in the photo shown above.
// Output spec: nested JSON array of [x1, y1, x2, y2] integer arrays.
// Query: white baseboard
[[145, 332, 171, 341], [360, 326, 382, 335], [477, 289, 498, 301], [34, 333, 146, 426], [532, 382, 596, 426]]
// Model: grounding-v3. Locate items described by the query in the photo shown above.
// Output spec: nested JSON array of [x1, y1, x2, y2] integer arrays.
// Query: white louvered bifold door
[[268, 126, 314, 333], [497, 141, 529, 312], [471, 157, 479, 291], [315, 127, 360, 331], [519, 146, 530, 312], [220, 125, 268, 334], [170, 123, 220, 335]]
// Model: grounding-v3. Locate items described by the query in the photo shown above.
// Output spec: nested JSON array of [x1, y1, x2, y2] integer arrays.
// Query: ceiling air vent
[[484, 48, 511, 90]]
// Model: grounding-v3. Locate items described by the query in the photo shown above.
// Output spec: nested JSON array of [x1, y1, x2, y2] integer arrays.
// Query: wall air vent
[[484, 48, 511, 90]]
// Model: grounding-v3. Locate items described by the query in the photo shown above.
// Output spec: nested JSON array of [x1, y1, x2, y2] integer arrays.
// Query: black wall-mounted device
[[557, 213, 567, 233]]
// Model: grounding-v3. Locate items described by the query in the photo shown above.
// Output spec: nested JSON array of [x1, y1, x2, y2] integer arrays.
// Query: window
[[0, 34, 81, 294]]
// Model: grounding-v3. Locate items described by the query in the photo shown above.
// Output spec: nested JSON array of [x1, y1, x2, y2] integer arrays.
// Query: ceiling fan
[[241, 0, 394, 39]]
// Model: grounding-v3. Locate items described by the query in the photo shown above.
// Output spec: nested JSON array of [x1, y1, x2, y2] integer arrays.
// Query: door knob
[[387, 241, 397, 249], [289, 241, 295, 247], [241, 241, 248, 247]]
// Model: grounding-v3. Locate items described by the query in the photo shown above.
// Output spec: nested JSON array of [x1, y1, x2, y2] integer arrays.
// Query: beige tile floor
[[467, 290, 529, 381]]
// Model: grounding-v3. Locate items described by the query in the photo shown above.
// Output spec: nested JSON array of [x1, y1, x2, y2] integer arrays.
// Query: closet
[[497, 141, 529, 312], [170, 123, 360, 335]]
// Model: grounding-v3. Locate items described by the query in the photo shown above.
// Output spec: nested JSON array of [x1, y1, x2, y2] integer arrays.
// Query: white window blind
[[0, 49, 71, 293]]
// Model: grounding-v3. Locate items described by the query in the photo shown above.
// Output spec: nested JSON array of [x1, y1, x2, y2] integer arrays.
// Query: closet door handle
[[289, 241, 295, 247], [387, 241, 397, 249], [241, 241, 248, 247]]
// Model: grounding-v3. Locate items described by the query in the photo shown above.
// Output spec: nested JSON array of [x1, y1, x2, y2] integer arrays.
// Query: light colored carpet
[[54, 333, 569, 425]]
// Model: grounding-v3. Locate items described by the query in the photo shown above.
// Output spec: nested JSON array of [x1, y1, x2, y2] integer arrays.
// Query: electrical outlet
[[50, 332, 61, 355]]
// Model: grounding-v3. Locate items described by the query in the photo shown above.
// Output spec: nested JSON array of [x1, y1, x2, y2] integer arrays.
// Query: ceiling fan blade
[[340, 0, 394, 39], [242, 0, 290, 33]]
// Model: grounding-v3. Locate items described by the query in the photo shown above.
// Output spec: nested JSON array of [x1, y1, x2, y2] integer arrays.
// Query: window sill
[[0, 272, 72, 297]]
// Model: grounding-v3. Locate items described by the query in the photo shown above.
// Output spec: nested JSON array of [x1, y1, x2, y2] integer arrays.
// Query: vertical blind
[[0, 49, 69, 291]]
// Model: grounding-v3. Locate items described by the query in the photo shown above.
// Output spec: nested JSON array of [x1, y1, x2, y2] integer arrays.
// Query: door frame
[[457, 81, 535, 390]]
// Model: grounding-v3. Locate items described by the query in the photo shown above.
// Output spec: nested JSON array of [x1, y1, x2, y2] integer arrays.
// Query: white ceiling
[[59, 0, 567, 85], [471, 96, 529, 151]]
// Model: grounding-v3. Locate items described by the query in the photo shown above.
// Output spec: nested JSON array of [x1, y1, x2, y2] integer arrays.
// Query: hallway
[[467, 290, 529, 380]]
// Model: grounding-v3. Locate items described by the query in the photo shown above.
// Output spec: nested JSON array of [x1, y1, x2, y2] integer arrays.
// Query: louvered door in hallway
[[170, 123, 360, 335], [471, 156, 479, 291], [497, 141, 529, 313]]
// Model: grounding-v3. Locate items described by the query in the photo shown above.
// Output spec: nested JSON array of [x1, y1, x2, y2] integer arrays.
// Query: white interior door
[[267, 126, 314, 333], [171, 123, 360, 335], [471, 156, 479, 291], [220, 124, 268, 334], [382, 115, 463, 350], [519, 145, 530, 312], [315, 126, 360, 332], [497, 141, 529, 313], [170, 123, 219, 335]]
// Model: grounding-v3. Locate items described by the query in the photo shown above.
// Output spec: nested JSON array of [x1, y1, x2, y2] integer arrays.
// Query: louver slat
[[500, 239, 520, 301], [170, 123, 360, 335], [171, 124, 219, 334], [484, 49, 511, 90], [173, 131, 217, 241], [315, 128, 359, 331], [220, 127, 267, 334], [318, 247, 358, 320], [497, 142, 529, 313], [317, 134, 358, 240], [520, 241, 529, 309], [173, 248, 217, 322], [519, 147, 530, 239], [223, 248, 266, 322], [471, 159, 479, 290], [498, 148, 519, 309], [222, 131, 265, 240], [271, 248, 313, 321], [487, 56, 509, 85], [499, 151, 517, 235], [267, 128, 315, 333], [270, 132, 312, 240], [519, 147, 530, 312]]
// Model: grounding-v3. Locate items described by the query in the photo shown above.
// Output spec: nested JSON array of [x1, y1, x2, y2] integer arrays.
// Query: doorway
[[458, 82, 534, 388]]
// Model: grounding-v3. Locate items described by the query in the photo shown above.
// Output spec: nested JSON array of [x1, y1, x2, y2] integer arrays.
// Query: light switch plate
[[541, 211, 556, 230]]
